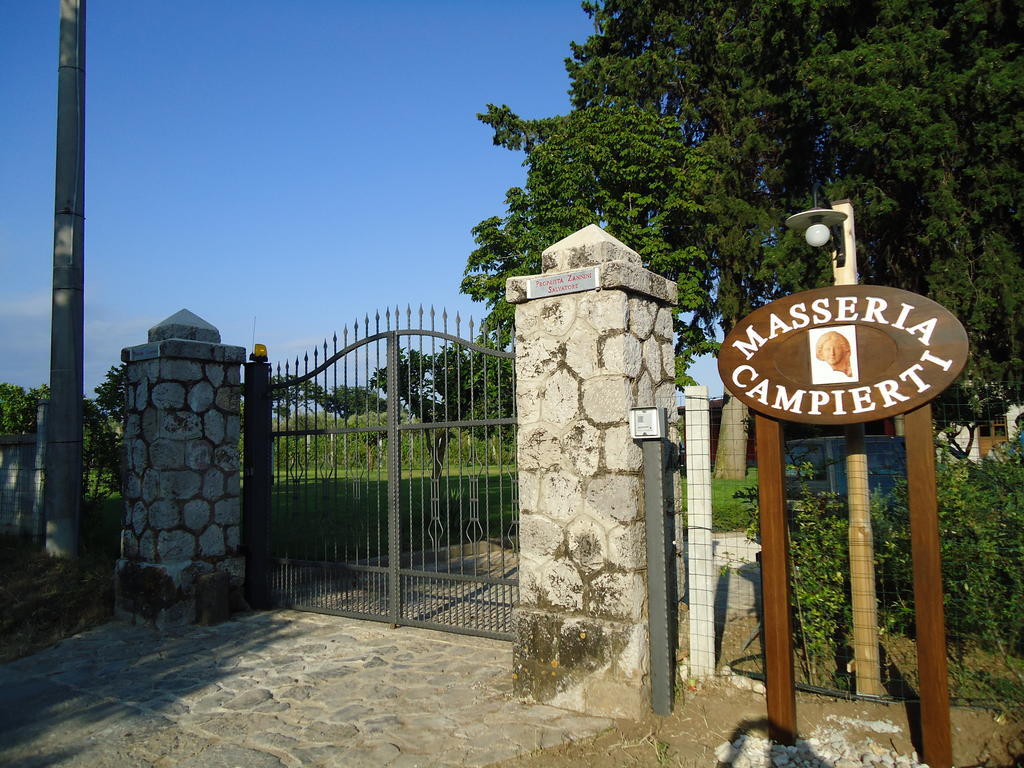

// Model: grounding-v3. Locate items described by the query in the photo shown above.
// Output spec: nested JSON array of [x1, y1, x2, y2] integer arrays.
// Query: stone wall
[[506, 225, 677, 718], [116, 310, 246, 629]]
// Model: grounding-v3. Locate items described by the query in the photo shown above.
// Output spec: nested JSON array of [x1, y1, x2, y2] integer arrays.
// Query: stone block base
[[513, 608, 650, 719], [115, 557, 245, 630]]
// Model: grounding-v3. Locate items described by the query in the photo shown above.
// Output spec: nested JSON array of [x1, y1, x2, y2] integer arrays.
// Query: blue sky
[[1, 1, 722, 396]]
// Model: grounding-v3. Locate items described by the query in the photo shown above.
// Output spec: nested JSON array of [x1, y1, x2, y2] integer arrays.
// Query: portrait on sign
[[809, 325, 859, 384]]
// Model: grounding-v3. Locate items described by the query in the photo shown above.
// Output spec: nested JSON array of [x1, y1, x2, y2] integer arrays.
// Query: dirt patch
[[494, 679, 1022, 768], [0, 537, 113, 663]]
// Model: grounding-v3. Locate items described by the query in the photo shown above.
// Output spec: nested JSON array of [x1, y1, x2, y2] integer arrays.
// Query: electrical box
[[630, 407, 665, 440]]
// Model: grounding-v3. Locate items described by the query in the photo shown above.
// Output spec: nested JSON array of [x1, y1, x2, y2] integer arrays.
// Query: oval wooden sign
[[717, 285, 969, 424]]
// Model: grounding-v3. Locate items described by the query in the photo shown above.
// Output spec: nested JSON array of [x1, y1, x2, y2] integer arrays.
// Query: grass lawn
[[678, 467, 758, 532], [270, 466, 519, 562]]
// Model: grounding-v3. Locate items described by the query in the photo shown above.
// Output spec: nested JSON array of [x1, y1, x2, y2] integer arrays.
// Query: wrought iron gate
[[243, 308, 518, 639]]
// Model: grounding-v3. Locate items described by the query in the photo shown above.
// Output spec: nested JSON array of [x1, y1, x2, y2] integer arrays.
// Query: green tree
[[0, 383, 50, 434]]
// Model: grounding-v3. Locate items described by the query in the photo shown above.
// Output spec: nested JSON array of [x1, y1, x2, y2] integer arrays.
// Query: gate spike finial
[[332, 332, 338, 355], [418, 304, 424, 328], [430, 306, 436, 330], [442, 308, 448, 333], [469, 316, 475, 340], [395, 305, 400, 331], [455, 311, 461, 337], [385, 307, 391, 331], [406, 304, 412, 329]]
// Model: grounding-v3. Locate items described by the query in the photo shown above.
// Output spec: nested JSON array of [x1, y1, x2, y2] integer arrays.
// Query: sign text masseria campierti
[[717, 286, 969, 424]]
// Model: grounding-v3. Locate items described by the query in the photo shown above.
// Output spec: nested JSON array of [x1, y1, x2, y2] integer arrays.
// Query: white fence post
[[684, 385, 716, 678]]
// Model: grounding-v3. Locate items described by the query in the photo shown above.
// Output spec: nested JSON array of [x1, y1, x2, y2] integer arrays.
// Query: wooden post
[[845, 424, 883, 696], [832, 199, 883, 694], [755, 414, 796, 745], [904, 404, 953, 768]]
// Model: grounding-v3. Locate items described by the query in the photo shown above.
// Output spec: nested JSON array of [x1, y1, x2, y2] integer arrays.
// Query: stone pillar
[[506, 224, 677, 718], [115, 309, 246, 629]]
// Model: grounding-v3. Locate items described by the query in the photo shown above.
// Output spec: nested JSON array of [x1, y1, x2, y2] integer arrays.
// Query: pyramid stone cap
[[148, 309, 221, 343], [541, 224, 642, 273]]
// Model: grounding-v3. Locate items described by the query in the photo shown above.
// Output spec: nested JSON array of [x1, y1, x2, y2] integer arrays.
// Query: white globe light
[[804, 222, 832, 247]]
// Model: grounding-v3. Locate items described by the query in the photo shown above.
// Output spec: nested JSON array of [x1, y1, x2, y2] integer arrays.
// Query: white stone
[[130, 439, 147, 472], [214, 498, 239, 525], [537, 299, 576, 337], [518, 425, 563, 471], [516, 388, 542, 425], [184, 499, 211, 531], [582, 377, 631, 425], [541, 369, 579, 426], [515, 334, 562, 380], [517, 553, 545, 606], [161, 411, 202, 440], [214, 444, 239, 472], [199, 524, 225, 557], [578, 291, 627, 334], [539, 471, 584, 522], [627, 298, 657, 340], [157, 529, 196, 561], [139, 529, 157, 560], [565, 421, 601, 476], [215, 386, 239, 412], [603, 425, 643, 471], [564, 326, 599, 378], [151, 382, 185, 409], [206, 363, 225, 388], [606, 522, 646, 570], [642, 337, 663, 381], [185, 440, 212, 471], [224, 414, 240, 442], [160, 358, 203, 382], [519, 513, 563, 558], [187, 380, 215, 412], [599, 333, 642, 377], [131, 501, 147, 535], [135, 378, 149, 409], [588, 571, 645, 621], [204, 410, 225, 444], [202, 469, 225, 500], [224, 525, 240, 552], [120, 530, 139, 559], [149, 500, 180, 529], [149, 308, 221, 343], [160, 470, 201, 500], [636, 371, 654, 409], [226, 367, 240, 386], [654, 306, 673, 340], [566, 515, 608, 570], [517, 470, 540, 514], [585, 474, 641, 524], [541, 560, 584, 611], [662, 343, 676, 380], [150, 439, 184, 469], [142, 470, 161, 503], [541, 224, 642, 272]]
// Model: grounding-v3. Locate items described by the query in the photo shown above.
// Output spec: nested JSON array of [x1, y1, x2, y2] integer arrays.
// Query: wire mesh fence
[[679, 382, 1024, 708]]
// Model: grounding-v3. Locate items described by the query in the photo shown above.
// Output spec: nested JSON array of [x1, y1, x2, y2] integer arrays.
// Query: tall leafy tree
[[464, 0, 1023, 478]]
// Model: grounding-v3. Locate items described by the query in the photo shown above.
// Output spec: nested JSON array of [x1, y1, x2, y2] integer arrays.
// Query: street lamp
[[785, 196, 882, 698]]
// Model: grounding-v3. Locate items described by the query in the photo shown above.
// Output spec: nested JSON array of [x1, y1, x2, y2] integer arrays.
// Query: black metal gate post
[[243, 355, 272, 609], [641, 421, 678, 715], [386, 331, 401, 625]]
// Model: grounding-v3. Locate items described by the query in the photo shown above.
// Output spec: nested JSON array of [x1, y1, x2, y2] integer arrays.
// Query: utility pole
[[46, 0, 86, 557]]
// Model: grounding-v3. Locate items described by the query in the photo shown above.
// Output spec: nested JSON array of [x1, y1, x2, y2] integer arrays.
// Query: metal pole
[[243, 359, 272, 609], [642, 432, 676, 715], [831, 200, 883, 696], [45, 0, 86, 557]]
